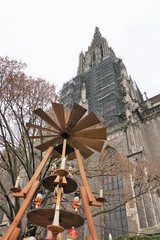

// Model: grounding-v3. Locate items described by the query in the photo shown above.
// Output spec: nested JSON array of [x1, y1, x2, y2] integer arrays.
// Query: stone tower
[[59, 27, 143, 127], [59, 27, 160, 238]]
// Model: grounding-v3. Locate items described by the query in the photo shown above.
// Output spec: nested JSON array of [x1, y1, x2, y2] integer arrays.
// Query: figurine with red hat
[[73, 193, 80, 214], [67, 226, 78, 240], [33, 192, 43, 208]]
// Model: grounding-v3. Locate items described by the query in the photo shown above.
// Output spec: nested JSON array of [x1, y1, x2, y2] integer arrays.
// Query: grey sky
[[0, 0, 160, 98]]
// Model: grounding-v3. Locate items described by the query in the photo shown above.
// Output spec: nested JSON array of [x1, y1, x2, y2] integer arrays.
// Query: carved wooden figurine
[[73, 193, 80, 214], [33, 193, 43, 208]]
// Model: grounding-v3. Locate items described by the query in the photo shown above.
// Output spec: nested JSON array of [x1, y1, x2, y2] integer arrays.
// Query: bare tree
[[0, 56, 57, 238]]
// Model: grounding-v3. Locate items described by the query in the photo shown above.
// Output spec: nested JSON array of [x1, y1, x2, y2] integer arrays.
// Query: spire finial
[[91, 27, 102, 46], [95, 26, 100, 33]]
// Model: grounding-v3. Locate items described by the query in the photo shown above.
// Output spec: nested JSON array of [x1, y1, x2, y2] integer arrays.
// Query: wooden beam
[[12, 146, 53, 197], [75, 149, 102, 206], [8, 227, 21, 240], [80, 186, 99, 240], [86, 235, 93, 240], [2, 180, 39, 240]]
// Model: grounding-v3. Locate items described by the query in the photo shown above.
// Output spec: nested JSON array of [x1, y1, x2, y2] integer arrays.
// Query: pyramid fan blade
[[54, 143, 74, 155], [35, 136, 60, 152], [26, 123, 58, 133], [52, 144, 75, 160], [69, 139, 94, 159], [67, 151, 76, 160], [33, 108, 62, 131], [66, 103, 87, 132], [64, 108, 70, 124], [28, 134, 58, 139], [72, 112, 101, 132], [73, 137, 105, 152], [52, 102, 66, 130], [52, 150, 61, 159], [72, 128, 106, 140]]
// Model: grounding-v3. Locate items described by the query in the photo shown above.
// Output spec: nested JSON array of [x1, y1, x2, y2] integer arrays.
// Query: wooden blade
[[67, 151, 76, 160], [28, 134, 58, 139], [69, 139, 94, 159], [52, 144, 75, 160], [64, 108, 70, 125], [26, 123, 58, 133], [73, 137, 105, 152], [35, 136, 60, 152], [52, 102, 66, 130], [66, 103, 87, 132], [72, 128, 106, 140], [33, 108, 62, 131], [52, 150, 61, 159], [72, 112, 101, 132], [54, 143, 74, 155]]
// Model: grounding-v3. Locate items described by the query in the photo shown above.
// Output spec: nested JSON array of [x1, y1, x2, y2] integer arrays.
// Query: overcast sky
[[0, 0, 160, 98]]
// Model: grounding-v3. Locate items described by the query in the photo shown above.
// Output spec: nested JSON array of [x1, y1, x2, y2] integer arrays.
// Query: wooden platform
[[42, 175, 78, 193], [27, 208, 84, 229]]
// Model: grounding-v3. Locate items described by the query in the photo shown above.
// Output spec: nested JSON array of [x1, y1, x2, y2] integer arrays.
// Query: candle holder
[[10, 176, 21, 193], [96, 187, 106, 203]]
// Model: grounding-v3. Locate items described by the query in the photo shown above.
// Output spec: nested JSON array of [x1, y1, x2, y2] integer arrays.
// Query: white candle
[[100, 188, 103, 197], [15, 176, 20, 188], [109, 233, 113, 240]]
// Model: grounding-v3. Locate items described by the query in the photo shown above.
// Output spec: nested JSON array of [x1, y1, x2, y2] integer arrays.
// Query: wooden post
[[75, 148, 99, 240], [60, 139, 67, 169], [75, 149, 102, 206], [52, 186, 62, 226], [86, 235, 93, 240], [80, 186, 99, 240], [52, 139, 67, 227], [12, 146, 53, 198], [2, 180, 40, 240], [46, 140, 67, 239], [9, 227, 21, 240]]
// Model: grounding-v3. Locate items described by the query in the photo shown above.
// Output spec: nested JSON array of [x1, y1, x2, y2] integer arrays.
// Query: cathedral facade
[[59, 27, 160, 238]]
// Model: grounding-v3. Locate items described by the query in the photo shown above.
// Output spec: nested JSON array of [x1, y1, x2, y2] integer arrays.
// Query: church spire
[[91, 27, 102, 47], [77, 27, 116, 75]]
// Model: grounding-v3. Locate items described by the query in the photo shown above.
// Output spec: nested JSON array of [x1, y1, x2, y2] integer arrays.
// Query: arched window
[[93, 51, 96, 61], [100, 45, 103, 59]]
